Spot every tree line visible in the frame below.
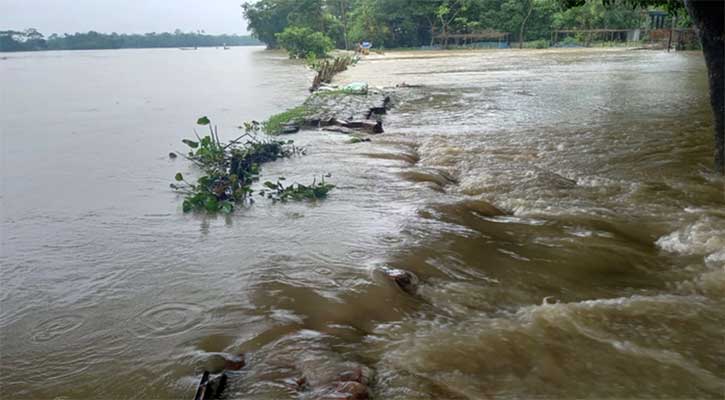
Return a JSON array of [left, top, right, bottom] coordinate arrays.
[[0, 29, 261, 52], [242, 0, 678, 52]]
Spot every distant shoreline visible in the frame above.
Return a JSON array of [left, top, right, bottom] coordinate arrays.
[[0, 44, 265, 53], [0, 30, 262, 52]]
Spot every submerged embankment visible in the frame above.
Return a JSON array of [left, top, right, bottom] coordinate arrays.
[[1, 47, 723, 399], [325, 48, 725, 399]]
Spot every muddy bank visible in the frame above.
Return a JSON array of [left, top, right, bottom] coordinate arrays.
[[299, 88, 391, 135], [266, 87, 394, 136]]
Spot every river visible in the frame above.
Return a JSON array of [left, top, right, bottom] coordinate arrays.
[[1, 47, 723, 399]]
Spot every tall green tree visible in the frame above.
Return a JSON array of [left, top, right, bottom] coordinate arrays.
[[243, 0, 297, 48], [435, 0, 472, 48], [518, 0, 535, 48], [348, 0, 391, 46], [330, 0, 352, 49], [276, 26, 334, 57], [554, 1, 643, 31]]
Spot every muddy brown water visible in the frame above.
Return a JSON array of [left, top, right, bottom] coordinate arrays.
[[1, 48, 723, 399]]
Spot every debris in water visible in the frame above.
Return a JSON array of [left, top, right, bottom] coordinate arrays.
[[281, 123, 300, 134], [379, 266, 419, 295], [337, 366, 372, 386], [223, 353, 245, 371], [194, 371, 228, 400]]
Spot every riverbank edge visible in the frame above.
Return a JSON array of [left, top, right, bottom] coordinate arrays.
[[263, 47, 637, 137], [263, 52, 391, 137]]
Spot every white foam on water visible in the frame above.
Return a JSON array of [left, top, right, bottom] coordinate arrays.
[[705, 249, 725, 267], [656, 216, 725, 258], [514, 293, 707, 324], [653, 213, 725, 298]]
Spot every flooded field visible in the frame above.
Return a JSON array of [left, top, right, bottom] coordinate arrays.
[[1, 48, 723, 399]]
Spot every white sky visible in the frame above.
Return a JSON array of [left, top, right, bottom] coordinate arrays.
[[0, 0, 250, 35]]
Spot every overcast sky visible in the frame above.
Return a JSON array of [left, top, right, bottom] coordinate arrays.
[[0, 0, 250, 35]]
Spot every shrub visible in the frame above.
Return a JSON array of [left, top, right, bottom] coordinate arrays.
[[557, 36, 582, 48], [276, 26, 333, 59], [525, 39, 549, 49]]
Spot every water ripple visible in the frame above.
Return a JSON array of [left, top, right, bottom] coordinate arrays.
[[129, 303, 206, 339], [30, 315, 84, 343]]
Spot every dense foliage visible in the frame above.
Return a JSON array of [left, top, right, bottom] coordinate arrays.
[[276, 26, 334, 58], [0, 29, 260, 52], [243, 0, 666, 50]]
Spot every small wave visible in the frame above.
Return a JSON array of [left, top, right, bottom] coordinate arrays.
[[515, 295, 722, 389], [675, 264, 725, 298], [515, 293, 708, 323], [705, 250, 725, 266], [377, 293, 722, 399]]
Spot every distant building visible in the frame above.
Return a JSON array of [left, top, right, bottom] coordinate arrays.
[[648, 11, 669, 29]]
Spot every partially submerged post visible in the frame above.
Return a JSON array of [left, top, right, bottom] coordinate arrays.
[[666, 15, 677, 52], [194, 371, 228, 400]]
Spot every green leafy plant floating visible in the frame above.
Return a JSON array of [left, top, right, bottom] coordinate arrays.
[[171, 116, 315, 213], [259, 175, 336, 203]]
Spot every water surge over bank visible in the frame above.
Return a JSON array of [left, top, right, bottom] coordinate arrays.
[[1, 48, 723, 399]]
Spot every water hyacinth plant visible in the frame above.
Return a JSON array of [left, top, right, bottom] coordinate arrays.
[[171, 117, 333, 213], [259, 175, 335, 203]]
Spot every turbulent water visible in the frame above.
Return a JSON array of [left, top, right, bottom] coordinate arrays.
[[1, 48, 723, 399]]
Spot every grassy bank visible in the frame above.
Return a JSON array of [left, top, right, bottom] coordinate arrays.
[[263, 54, 359, 134], [264, 105, 311, 135]]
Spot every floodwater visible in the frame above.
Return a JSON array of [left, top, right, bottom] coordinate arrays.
[[1, 47, 723, 399]]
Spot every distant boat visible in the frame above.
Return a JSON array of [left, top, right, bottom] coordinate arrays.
[[223, 43, 230, 50]]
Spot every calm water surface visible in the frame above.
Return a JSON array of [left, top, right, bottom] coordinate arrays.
[[1, 47, 723, 399]]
